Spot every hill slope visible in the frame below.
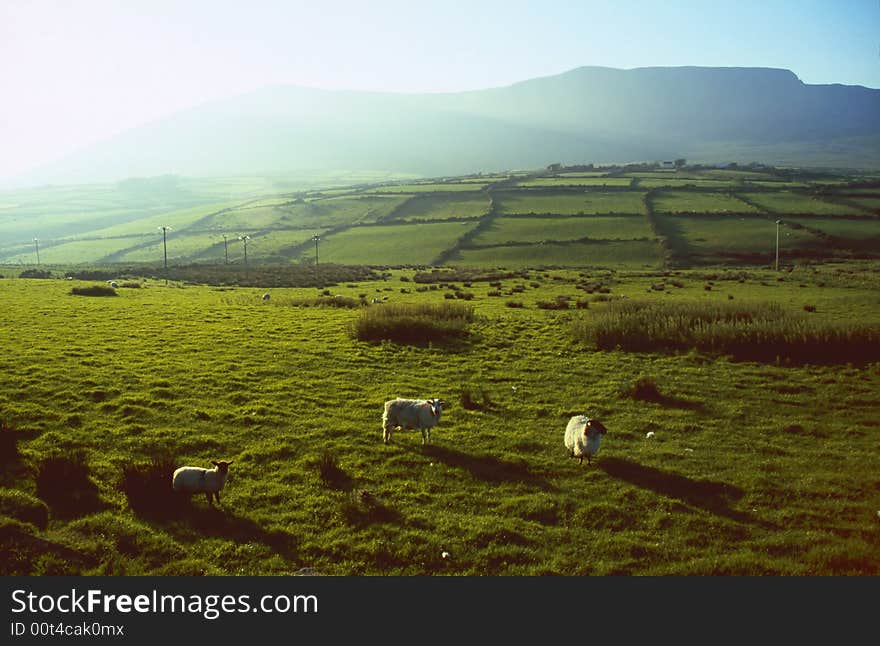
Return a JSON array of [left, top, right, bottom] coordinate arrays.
[[23, 66, 880, 184]]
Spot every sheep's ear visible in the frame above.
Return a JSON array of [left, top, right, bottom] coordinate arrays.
[[211, 461, 219, 466]]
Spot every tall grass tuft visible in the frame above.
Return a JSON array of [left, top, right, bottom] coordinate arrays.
[[573, 299, 880, 364], [36, 451, 105, 517], [350, 302, 474, 345], [71, 285, 117, 297]]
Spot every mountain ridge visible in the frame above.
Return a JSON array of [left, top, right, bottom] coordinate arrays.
[[16, 65, 880, 185]]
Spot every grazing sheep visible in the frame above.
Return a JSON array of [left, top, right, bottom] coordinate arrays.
[[107, 280, 118, 288], [564, 416, 608, 466], [261, 293, 270, 301], [172, 460, 233, 505], [382, 398, 447, 444]]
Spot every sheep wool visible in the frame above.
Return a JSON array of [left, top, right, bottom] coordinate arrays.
[[565, 416, 608, 466], [382, 398, 446, 444], [172, 460, 233, 505]]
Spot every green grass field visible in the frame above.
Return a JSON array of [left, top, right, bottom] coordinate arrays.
[[496, 191, 644, 215], [3, 166, 877, 269], [515, 178, 634, 188], [653, 192, 758, 214], [311, 221, 474, 265], [391, 193, 491, 221], [1, 265, 878, 575], [659, 215, 822, 260], [451, 240, 664, 268], [745, 192, 865, 216], [470, 216, 652, 245]]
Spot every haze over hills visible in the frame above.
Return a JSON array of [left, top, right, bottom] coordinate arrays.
[[18, 66, 880, 185]]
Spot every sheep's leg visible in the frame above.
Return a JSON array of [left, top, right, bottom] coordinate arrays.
[[578, 456, 583, 465], [205, 492, 213, 505]]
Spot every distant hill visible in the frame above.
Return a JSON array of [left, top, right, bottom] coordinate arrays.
[[21, 66, 880, 184]]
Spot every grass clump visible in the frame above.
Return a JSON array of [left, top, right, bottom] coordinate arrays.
[[350, 302, 474, 345], [573, 299, 880, 363], [36, 451, 105, 518], [283, 295, 363, 308], [120, 452, 185, 517], [0, 489, 50, 529], [71, 285, 117, 297]]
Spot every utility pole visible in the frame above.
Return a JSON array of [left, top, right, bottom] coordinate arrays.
[[33, 238, 39, 265], [312, 235, 321, 266], [239, 235, 250, 278], [222, 234, 229, 264], [775, 220, 782, 271], [158, 226, 172, 284]]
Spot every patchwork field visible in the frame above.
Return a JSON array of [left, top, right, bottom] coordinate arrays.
[[450, 240, 664, 268], [0, 164, 877, 270], [1, 264, 878, 576], [470, 216, 652, 245], [313, 221, 474, 265]]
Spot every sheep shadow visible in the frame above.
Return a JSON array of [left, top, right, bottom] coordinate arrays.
[[159, 503, 298, 560], [419, 444, 555, 491], [598, 457, 766, 526]]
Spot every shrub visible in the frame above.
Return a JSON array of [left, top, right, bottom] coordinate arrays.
[[575, 299, 590, 309], [505, 301, 525, 308], [20, 269, 51, 278], [350, 302, 474, 345], [536, 298, 569, 310], [282, 296, 362, 309], [804, 304, 817, 313], [71, 285, 117, 297]]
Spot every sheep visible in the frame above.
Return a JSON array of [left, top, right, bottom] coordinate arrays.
[[172, 460, 233, 505], [261, 293, 270, 301], [107, 280, 118, 288], [382, 398, 447, 445], [564, 416, 608, 466]]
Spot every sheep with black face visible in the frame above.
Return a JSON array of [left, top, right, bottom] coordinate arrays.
[[564, 416, 608, 466], [172, 460, 233, 505]]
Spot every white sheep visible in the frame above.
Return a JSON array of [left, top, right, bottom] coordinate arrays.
[[382, 398, 447, 444], [564, 416, 608, 466], [172, 460, 233, 505], [108, 281, 118, 288], [261, 293, 270, 301]]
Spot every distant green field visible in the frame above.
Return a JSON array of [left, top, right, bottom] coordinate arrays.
[[848, 197, 880, 213], [745, 192, 865, 215], [392, 193, 490, 221], [515, 177, 633, 187], [366, 183, 488, 193], [654, 191, 757, 214], [1, 166, 877, 270], [496, 191, 644, 215], [315, 221, 474, 265], [471, 216, 652, 245], [661, 215, 821, 258], [638, 179, 744, 189], [452, 239, 663, 268], [786, 218, 880, 241]]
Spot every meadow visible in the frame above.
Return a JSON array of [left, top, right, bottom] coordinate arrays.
[[1, 263, 879, 576], [1, 163, 879, 576]]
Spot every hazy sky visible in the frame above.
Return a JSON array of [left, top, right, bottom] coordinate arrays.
[[1, 0, 878, 181]]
